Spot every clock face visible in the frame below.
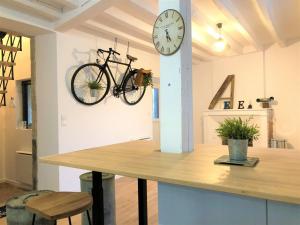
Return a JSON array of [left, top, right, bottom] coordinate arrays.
[[152, 9, 185, 56]]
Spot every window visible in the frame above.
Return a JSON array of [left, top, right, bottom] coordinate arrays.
[[22, 80, 32, 128], [152, 88, 159, 119]]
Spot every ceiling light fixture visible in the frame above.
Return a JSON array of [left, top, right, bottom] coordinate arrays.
[[213, 23, 227, 52]]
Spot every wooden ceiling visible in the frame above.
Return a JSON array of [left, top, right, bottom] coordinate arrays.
[[1, 0, 300, 61]]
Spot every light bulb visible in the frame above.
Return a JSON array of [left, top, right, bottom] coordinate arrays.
[[213, 38, 226, 52]]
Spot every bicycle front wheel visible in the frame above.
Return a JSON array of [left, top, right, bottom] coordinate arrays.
[[123, 70, 146, 105], [71, 63, 110, 105]]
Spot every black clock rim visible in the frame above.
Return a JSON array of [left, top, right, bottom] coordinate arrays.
[[152, 9, 186, 56]]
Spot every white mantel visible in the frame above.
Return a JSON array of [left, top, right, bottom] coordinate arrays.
[[203, 109, 273, 147]]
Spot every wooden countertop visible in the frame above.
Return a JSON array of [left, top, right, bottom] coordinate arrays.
[[41, 141, 300, 204]]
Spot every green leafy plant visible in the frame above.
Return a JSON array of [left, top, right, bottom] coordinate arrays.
[[216, 117, 260, 141], [142, 73, 153, 87], [88, 80, 102, 90]]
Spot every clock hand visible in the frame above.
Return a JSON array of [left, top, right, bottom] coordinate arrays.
[[165, 29, 172, 42]]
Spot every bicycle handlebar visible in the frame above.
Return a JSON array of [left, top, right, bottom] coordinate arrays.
[[109, 48, 120, 56], [97, 48, 120, 56]]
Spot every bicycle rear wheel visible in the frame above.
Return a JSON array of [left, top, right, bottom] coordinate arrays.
[[71, 63, 110, 105], [123, 70, 146, 105]]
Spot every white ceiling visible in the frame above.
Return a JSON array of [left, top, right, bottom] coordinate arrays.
[[1, 0, 300, 61]]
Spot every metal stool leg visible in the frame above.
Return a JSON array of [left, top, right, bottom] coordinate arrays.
[[92, 171, 104, 225], [86, 210, 92, 225], [138, 179, 148, 225], [31, 214, 36, 225], [68, 216, 72, 225]]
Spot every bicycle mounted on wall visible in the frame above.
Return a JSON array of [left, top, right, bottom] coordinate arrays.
[[71, 48, 151, 105]]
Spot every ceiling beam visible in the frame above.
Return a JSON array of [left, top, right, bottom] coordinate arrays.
[[80, 20, 156, 54], [129, 0, 158, 15], [55, 0, 115, 31], [192, 55, 207, 63], [95, 13, 152, 43], [256, 0, 286, 47], [213, 0, 263, 50], [120, 0, 227, 59], [192, 40, 219, 57], [48, 0, 79, 11], [78, 22, 213, 62], [192, 6, 243, 54], [114, 0, 156, 26], [192, 46, 216, 61], [0, 4, 53, 36], [1, 0, 62, 21]]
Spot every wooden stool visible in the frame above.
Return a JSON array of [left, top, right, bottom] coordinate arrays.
[[25, 192, 92, 225]]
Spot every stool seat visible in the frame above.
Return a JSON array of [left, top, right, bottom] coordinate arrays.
[[26, 192, 92, 220]]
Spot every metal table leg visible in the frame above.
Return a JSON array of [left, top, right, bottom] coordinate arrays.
[[92, 171, 104, 225], [138, 178, 148, 225]]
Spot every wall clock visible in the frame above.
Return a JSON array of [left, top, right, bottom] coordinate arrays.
[[152, 9, 185, 56]]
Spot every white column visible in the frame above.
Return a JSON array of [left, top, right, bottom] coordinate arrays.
[[159, 0, 193, 153]]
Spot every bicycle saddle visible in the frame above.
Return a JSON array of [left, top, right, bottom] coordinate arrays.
[[127, 54, 138, 62]]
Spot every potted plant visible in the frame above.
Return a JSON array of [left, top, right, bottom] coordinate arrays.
[[88, 81, 102, 97], [142, 72, 153, 87], [216, 117, 259, 161]]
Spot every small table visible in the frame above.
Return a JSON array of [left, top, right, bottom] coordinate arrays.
[[40, 140, 300, 225]]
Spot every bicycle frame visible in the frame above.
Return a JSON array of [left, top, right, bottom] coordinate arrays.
[[99, 51, 133, 89]]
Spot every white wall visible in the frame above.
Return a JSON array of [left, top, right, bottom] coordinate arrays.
[[0, 37, 32, 184], [193, 42, 300, 149], [36, 30, 159, 191], [192, 62, 213, 145], [265, 43, 300, 149]]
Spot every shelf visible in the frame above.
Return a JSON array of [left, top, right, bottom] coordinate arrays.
[[16, 150, 32, 155], [203, 109, 273, 116]]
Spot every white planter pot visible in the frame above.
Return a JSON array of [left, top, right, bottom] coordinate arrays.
[[90, 89, 99, 98], [228, 139, 248, 161]]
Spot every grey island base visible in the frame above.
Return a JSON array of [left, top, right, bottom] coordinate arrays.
[[159, 183, 299, 225]]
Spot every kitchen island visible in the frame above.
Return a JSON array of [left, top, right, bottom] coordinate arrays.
[[41, 140, 300, 225]]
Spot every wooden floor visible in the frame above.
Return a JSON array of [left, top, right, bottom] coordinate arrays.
[[0, 177, 158, 225]]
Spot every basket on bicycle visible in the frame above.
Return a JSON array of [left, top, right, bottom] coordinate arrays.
[[134, 68, 152, 87]]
